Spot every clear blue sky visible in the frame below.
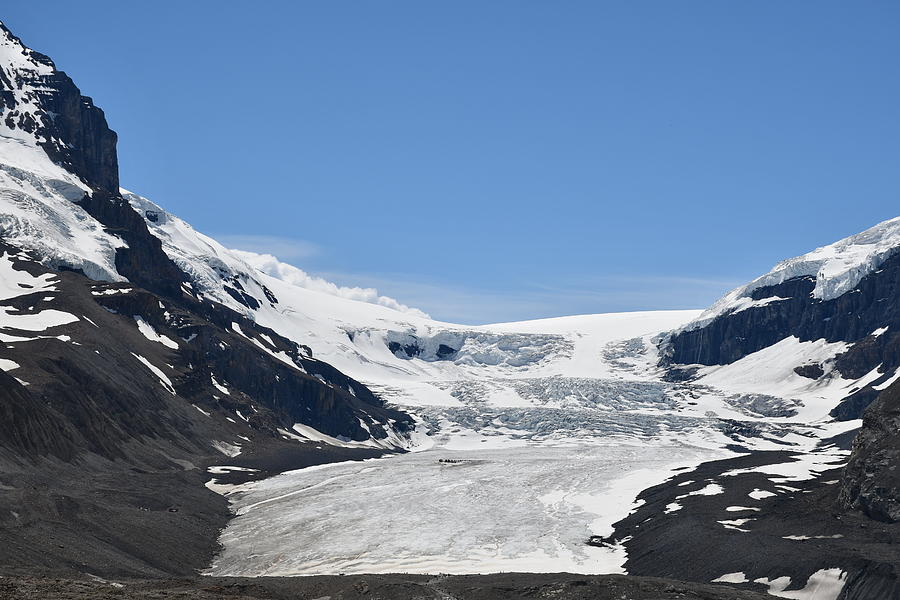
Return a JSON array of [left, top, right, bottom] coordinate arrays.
[[4, 2, 898, 323]]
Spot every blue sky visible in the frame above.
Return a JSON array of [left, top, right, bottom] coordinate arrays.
[[4, 2, 899, 323]]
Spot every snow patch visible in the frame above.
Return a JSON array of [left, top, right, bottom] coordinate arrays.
[[133, 315, 179, 349], [676, 482, 724, 499], [712, 572, 749, 584], [131, 353, 175, 395], [212, 441, 242, 457], [754, 568, 846, 600], [748, 488, 777, 500], [210, 376, 230, 395]]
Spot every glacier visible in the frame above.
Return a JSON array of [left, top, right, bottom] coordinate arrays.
[[199, 295, 862, 576], [206, 445, 720, 576], [114, 192, 874, 577], [0, 31, 884, 574]]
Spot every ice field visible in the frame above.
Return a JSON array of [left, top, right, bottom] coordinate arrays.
[[198, 255, 868, 577], [207, 444, 722, 576]]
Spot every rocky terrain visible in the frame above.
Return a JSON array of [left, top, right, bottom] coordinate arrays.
[[2, 14, 900, 600], [0, 573, 771, 600], [840, 379, 900, 523], [663, 226, 900, 422], [609, 434, 900, 599], [634, 214, 900, 597], [0, 19, 411, 577]]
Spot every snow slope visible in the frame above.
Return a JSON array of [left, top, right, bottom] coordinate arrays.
[[0, 120, 124, 281], [0, 26, 124, 281], [120, 188, 881, 453], [160, 210, 863, 578]]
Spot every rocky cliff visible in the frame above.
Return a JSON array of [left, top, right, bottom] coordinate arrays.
[[663, 226, 900, 421], [0, 20, 413, 576], [840, 379, 900, 522], [0, 23, 117, 193]]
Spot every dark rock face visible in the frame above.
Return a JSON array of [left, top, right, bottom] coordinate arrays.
[[831, 386, 882, 421], [750, 275, 816, 301], [388, 340, 422, 358], [224, 283, 262, 310], [611, 449, 900, 600], [794, 363, 824, 379], [0, 24, 118, 193], [77, 189, 188, 298], [666, 254, 900, 366], [840, 380, 900, 522], [387, 338, 458, 361], [664, 251, 900, 419], [33, 73, 119, 193], [0, 21, 418, 577]]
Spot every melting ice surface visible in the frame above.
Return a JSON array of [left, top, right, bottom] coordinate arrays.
[[204, 306, 863, 578], [208, 444, 719, 576]]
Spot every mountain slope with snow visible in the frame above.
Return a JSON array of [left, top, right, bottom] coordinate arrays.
[[664, 216, 900, 423], [683, 217, 900, 332], [0, 20, 420, 576], [0, 18, 413, 450], [3, 15, 900, 599]]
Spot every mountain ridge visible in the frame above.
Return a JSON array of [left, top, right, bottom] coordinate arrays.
[[2, 16, 900, 600], [0, 19, 417, 576]]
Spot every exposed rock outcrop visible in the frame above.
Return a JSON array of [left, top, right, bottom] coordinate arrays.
[[0, 23, 118, 193], [665, 252, 900, 367], [840, 379, 900, 522], [0, 20, 415, 577]]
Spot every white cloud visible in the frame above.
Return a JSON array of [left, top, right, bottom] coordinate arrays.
[[214, 234, 320, 261], [231, 250, 431, 318], [311, 272, 740, 325], [218, 237, 739, 324]]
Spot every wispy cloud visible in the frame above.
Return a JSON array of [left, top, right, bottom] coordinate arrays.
[[520, 274, 744, 306], [233, 251, 430, 318], [311, 271, 741, 325], [213, 235, 743, 324], [214, 234, 320, 261]]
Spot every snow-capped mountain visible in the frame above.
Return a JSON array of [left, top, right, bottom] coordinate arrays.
[[0, 19, 415, 448], [3, 16, 900, 598], [0, 21, 425, 574], [684, 217, 900, 331], [663, 218, 900, 422], [661, 216, 900, 532], [0, 20, 718, 576]]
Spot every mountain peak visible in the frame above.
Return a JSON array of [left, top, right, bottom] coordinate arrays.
[[0, 20, 118, 193]]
